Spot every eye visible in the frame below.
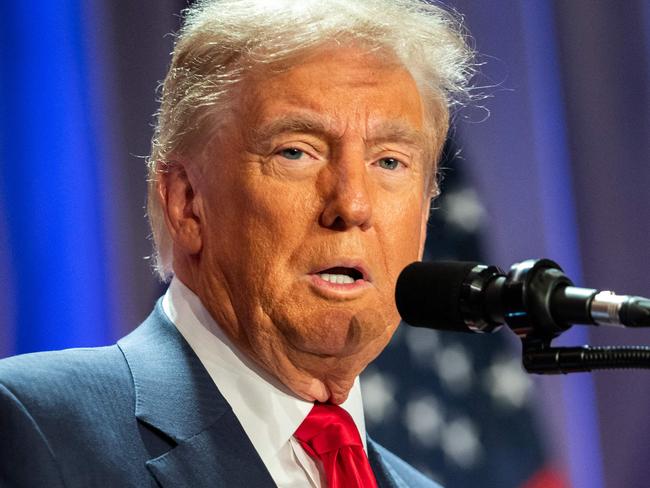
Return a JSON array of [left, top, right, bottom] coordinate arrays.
[[377, 157, 401, 170], [278, 148, 305, 160]]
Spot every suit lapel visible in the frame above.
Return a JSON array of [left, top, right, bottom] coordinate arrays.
[[368, 437, 406, 488], [145, 413, 275, 487], [118, 302, 276, 488]]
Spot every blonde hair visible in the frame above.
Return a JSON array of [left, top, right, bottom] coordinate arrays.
[[148, 0, 476, 280]]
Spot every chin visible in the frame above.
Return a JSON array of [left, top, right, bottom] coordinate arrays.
[[287, 307, 395, 359]]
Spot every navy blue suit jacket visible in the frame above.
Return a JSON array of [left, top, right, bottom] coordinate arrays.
[[0, 302, 440, 487]]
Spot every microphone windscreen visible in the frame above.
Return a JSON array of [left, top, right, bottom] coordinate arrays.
[[395, 261, 479, 331]]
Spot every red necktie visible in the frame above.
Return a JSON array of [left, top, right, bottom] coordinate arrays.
[[294, 403, 378, 488]]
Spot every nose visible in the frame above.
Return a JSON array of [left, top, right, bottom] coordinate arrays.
[[319, 156, 373, 231]]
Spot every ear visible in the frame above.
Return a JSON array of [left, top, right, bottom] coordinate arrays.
[[157, 162, 203, 255]]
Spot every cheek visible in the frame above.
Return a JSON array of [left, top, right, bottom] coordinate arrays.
[[209, 174, 319, 285], [380, 196, 428, 261], [246, 178, 318, 246], [373, 197, 428, 314], [199, 177, 313, 331]]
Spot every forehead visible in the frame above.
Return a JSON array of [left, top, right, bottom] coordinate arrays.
[[233, 45, 428, 141]]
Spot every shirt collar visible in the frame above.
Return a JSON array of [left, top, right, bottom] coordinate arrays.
[[161, 277, 368, 462]]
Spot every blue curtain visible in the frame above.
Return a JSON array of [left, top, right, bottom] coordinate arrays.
[[0, 1, 112, 354]]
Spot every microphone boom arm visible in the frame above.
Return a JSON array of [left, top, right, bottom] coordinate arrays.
[[522, 341, 650, 374]]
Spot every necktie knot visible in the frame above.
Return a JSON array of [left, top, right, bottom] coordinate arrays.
[[295, 403, 363, 455], [294, 403, 377, 488]]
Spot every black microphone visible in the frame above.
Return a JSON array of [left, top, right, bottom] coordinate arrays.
[[396, 259, 650, 340]]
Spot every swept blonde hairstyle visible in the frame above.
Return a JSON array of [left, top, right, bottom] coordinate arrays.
[[148, 0, 476, 280]]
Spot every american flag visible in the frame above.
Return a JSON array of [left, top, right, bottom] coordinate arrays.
[[362, 139, 568, 488]]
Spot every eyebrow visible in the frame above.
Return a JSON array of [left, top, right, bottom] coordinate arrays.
[[249, 113, 428, 152], [249, 114, 330, 150], [367, 121, 428, 150]]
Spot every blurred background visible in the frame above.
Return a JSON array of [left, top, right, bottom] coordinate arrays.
[[1, 1, 649, 487]]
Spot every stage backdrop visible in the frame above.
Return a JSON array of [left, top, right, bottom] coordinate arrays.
[[1, 1, 649, 487]]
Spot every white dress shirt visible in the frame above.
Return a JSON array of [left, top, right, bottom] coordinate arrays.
[[162, 277, 368, 488]]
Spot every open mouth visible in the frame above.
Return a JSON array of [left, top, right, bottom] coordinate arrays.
[[315, 266, 365, 285]]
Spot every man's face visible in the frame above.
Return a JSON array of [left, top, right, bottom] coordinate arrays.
[[191, 45, 435, 392]]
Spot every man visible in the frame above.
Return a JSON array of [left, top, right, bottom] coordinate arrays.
[[0, 1, 474, 486]]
